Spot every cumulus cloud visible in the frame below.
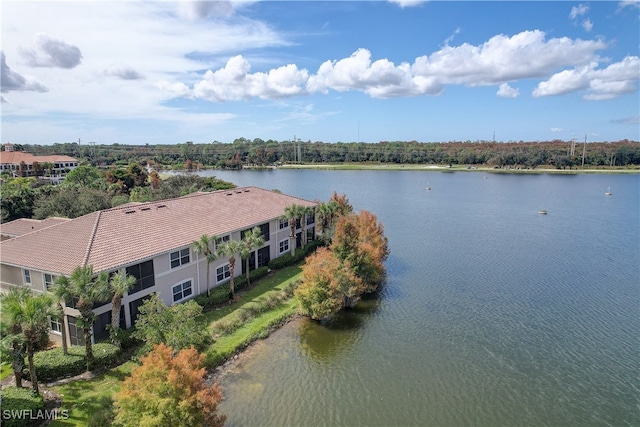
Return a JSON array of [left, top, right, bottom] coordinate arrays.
[[20, 34, 82, 68], [104, 64, 144, 80], [533, 56, 639, 100], [1, 52, 47, 93], [192, 55, 309, 101], [497, 83, 519, 98], [156, 81, 192, 98], [174, 30, 616, 101], [551, 127, 567, 133]]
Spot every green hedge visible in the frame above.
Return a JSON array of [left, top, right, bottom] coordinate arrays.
[[268, 240, 323, 270], [194, 266, 270, 309], [33, 343, 121, 382], [0, 386, 45, 427]]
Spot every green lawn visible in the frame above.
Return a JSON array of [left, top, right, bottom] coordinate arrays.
[[49, 264, 304, 426], [1, 362, 12, 380]]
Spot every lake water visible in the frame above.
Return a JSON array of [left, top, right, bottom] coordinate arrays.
[[199, 169, 639, 426]]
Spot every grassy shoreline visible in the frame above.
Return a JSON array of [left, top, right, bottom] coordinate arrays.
[[276, 163, 639, 174]]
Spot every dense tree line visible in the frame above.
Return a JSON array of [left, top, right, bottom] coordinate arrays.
[[13, 138, 640, 170], [1, 165, 235, 222]]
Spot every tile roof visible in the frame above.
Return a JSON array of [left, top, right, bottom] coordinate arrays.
[[0, 151, 78, 165], [0, 217, 71, 238], [0, 187, 316, 275]]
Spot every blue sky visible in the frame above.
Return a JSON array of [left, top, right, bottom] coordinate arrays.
[[2, 1, 639, 145]]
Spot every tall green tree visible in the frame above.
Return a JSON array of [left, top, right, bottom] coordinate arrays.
[[55, 265, 110, 370], [192, 234, 218, 297], [1, 288, 54, 395], [108, 271, 136, 348], [0, 288, 29, 388], [216, 240, 244, 299], [240, 227, 265, 285]]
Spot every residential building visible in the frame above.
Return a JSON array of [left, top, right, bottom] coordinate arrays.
[[0, 144, 78, 180], [0, 187, 316, 346]]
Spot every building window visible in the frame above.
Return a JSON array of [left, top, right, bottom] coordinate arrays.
[[172, 280, 193, 303], [279, 218, 289, 229], [279, 239, 289, 254], [170, 248, 190, 269], [44, 273, 57, 291], [215, 235, 230, 246], [126, 260, 155, 295], [50, 317, 62, 334], [24, 269, 31, 284], [216, 264, 230, 283]]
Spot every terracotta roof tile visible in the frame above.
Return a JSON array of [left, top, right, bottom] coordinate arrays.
[[0, 217, 71, 238], [0, 187, 315, 275]]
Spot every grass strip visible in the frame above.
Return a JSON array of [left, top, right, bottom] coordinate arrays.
[[50, 362, 135, 427]]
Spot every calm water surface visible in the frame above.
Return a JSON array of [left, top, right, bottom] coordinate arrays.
[[201, 170, 639, 427]]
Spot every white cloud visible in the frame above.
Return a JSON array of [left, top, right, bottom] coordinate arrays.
[[156, 81, 193, 98], [551, 127, 567, 133], [19, 34, 82, 69], [533, 56, 639, 100], [570, 4, 589, 19], [192, 55, 309, 101], [497, 83, 519, 98]]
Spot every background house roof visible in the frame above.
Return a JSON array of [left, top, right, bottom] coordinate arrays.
[[0, 187, 316, 275], [0, 151, 78, 165], [0, 217, 71, 239]]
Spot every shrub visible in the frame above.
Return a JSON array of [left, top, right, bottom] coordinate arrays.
[[34, 343, 121, 382], [0, 386, 45, 427], [195, 267, 270, 309]]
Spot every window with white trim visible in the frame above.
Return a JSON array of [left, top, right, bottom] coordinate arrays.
[[24, 269, 31, 284], [216, 264, 230, 283], [172, 280, 193, 303], [44, 273, 57, 291], [170, 248, 190, 269], [279, 218, 289, 229], [50, 317, 62, 334], [279, 239, 289, 254]]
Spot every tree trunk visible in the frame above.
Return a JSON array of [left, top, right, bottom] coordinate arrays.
[[290, 222, 296, 252], [59, 304, 68, 355], [229, 259, 236, 299], [12, 342, 25, 388], [111, 295, 122, 348], [26, 342, 39, 395], [206, 264, 211, 297], [245, 257, 251, 285], [84, 327, 93, 371]]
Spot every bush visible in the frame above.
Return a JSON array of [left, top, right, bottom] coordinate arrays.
[[0, 386, 45, 427], [33, 343, 121, 382], [268, 241, 323, 270]]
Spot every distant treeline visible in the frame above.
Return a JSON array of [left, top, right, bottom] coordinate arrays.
[[13, 138, 640, 169]]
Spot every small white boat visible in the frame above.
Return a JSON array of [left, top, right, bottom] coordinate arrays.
[[539, 210, 548, 215], [605, 187, 612, 196]]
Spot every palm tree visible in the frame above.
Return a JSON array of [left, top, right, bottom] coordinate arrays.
[[109, 271, 136, 348], [282, 204, 308, 253], [316, 200, 339, 239], [50, 276, 73, 355], [2, 288, 54, 395], [216, 240, 244, 300], [192, 234, 218, 297], [58, 265, 110, 371], [0, 288, 29, 388], [240, 227, 266, 286]]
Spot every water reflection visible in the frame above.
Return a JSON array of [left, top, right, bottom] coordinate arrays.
[[298, 297, 381, 362]]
